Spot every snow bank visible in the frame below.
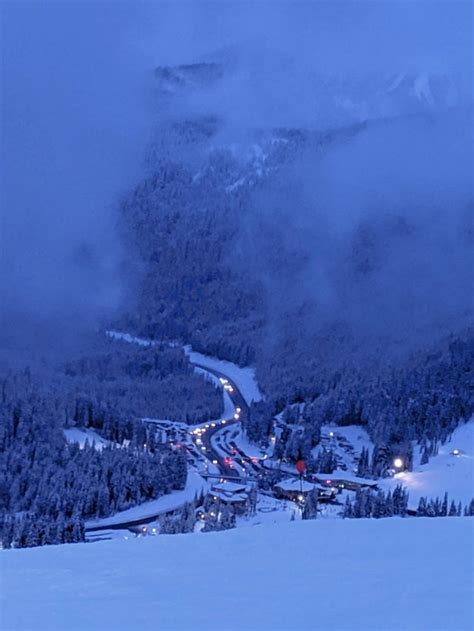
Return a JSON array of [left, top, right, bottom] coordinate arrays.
[[193, 366, 235, 418], [233, 428, 268, 458], [85, 470, 208, 529], [380, 420, 474, 508], [2, 518, 472, 630], [185, 346, 262, 405]]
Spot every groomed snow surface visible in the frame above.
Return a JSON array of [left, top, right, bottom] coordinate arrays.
[[1, 518, 472, 631], [381, 420, 474, 508]]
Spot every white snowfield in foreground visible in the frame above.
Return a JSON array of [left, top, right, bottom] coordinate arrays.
[[381, 420, 474, 508], [2, 518, 472, 631]]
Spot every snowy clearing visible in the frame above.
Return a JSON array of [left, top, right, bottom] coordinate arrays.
[[184, 345, 262, 405], [323, 424, 373, 453], [380, 420, 474, 508], [85, 470, 208, 529], [2, 518, 472, 631], [63, 428, 108, 450]]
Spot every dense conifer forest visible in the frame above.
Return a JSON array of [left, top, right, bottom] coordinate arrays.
[[118, 109, 474, 463], [0, 337, 222, 547]]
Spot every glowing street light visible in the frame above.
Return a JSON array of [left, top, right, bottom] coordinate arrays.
[[452, 448, 460, 456], [393, 457, 404, 469]]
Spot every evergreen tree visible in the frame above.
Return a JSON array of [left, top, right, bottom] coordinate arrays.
[[441, 492, 448, 517], [302, 489, 318, 520], [448, 500, 458, 516], [343, 495, 353, 519], [420, 446, 430, 465], [417, 496, 427, 517]]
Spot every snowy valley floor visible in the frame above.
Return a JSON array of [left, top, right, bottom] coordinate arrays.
[[1, 517, 472, 631]]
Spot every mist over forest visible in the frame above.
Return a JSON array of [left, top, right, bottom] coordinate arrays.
[[0, 1, 473, 555], [1, 2, 472, 355], [0, 2, 471, 372]]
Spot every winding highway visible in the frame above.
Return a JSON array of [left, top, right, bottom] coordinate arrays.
[[86, 362, 251, 533], [192, 363, 250, 478]]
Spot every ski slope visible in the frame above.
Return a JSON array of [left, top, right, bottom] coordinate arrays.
[[2, 518, 472, 631], [380, 420, 474, 509]]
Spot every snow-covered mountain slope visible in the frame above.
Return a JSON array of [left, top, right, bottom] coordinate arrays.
[[2, 518, 472, 631], [150, 61, 473, 197], [155, 61, 472, 124], [381, 420, 474, 508]]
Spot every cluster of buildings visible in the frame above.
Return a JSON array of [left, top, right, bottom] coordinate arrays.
[[273, 478, 337, 503], [273, 473, 379, 503], [207, 481, 253, 514]]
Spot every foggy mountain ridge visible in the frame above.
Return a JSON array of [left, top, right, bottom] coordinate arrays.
[[154, 59, 473, 127], [149, 58, 473, 204], [119, 46, 473, 444]]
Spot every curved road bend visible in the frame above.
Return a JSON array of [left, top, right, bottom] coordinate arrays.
[[86, 364, 250, 532], [191, 363, 250, 478]]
